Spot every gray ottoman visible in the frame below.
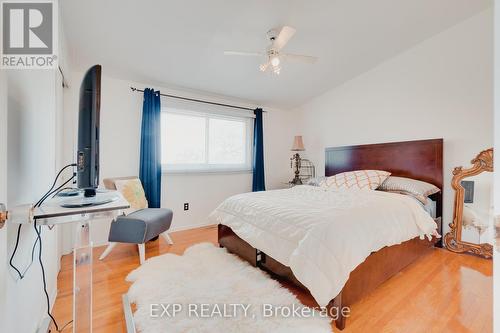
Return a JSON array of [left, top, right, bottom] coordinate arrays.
[[109, 208, 173, 244], [99, 208, 174, 264]]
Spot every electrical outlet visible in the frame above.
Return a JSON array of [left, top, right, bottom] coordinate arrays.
[[184, 203, 189, 211]]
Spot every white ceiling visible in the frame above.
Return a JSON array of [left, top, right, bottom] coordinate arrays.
[[61, 0, 491, 109]]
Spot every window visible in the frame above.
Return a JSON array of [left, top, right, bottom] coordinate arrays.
[[161, 109, 253, 172]]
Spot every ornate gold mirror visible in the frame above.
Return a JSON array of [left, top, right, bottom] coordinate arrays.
[[444, 148, 493, 259]]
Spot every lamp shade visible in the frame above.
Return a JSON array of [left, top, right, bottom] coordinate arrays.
[[291, 136, 305, 151]]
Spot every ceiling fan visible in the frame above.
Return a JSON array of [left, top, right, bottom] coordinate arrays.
[[224, 26, 318, 75]]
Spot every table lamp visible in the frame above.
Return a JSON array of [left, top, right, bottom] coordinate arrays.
[[290, 136, 305, 185]]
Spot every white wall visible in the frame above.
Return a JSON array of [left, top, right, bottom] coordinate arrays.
[[294, 9, 493, 235], [0, 68, 8, 333], [493, 1, 499, 332], [5, 69, 63, 333], [63, 73, 296, 246], [0, 2, 69, 331]]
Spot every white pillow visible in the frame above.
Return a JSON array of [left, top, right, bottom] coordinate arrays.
[[323, 170, 391, 190], [377, 176, 440, 204]]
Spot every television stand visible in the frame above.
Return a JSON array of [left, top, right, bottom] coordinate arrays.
[[60, 192, 117, 208], [30, 191, 130, 333]]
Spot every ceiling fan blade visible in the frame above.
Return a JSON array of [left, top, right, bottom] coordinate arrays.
[[272, 26, 296, 50], [224, 51, 263, 57], [282, 53, 318, 64], [259, 61, 270, 72]]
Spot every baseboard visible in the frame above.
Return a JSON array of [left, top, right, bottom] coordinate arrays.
[[50, 285, 58, 311], [36, 317, 51, 333], [35, 283, 59, 333], [92, 240, 109, 248], [92, 222, 217, 249], [169, 222, 216, 233]]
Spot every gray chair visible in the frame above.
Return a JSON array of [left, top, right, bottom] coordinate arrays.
[[99, 176, 174, 264]]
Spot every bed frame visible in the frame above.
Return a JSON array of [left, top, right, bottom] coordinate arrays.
[[218, 139, 443, 330]]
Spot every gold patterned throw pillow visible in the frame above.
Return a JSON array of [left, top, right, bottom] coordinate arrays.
[[324, 170, 391, 190], [114, 178, 148, 211]]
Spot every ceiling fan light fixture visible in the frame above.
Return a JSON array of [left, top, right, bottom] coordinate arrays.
[[271, 56, 280, 67], [224, 25, 317, 74]]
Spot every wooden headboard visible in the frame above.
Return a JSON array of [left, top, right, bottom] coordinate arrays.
[[325, 139, 443, 221]]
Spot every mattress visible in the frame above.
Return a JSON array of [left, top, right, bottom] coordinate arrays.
[[411, 196, 437, 218], [209, 185, 438, 307]]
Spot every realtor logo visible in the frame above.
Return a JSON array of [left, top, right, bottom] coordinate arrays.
[[1, 1, 58, 69]]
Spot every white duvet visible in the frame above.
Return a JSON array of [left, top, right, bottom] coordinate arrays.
[[209, 185, 438, 307]]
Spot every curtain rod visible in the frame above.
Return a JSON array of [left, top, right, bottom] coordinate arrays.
[[130, 87, 266, 112]]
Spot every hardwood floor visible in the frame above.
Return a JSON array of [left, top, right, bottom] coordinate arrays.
[[52, 225, 493, 332]]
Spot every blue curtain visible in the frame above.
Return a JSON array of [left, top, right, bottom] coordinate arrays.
[[252, 108, 265, 192], [139, 88, 162, 208]]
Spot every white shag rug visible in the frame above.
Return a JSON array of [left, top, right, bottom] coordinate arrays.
[[126, 243, 332, 333]]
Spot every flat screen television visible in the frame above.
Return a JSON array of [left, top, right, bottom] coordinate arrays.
[[77, 65, 101, 197], [60, 65, 117, 208]]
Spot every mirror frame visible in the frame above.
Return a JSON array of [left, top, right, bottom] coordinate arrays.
[[444, 148, 493, 259]]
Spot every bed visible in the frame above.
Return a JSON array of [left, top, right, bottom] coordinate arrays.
[[213, 139, 443, 329]]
